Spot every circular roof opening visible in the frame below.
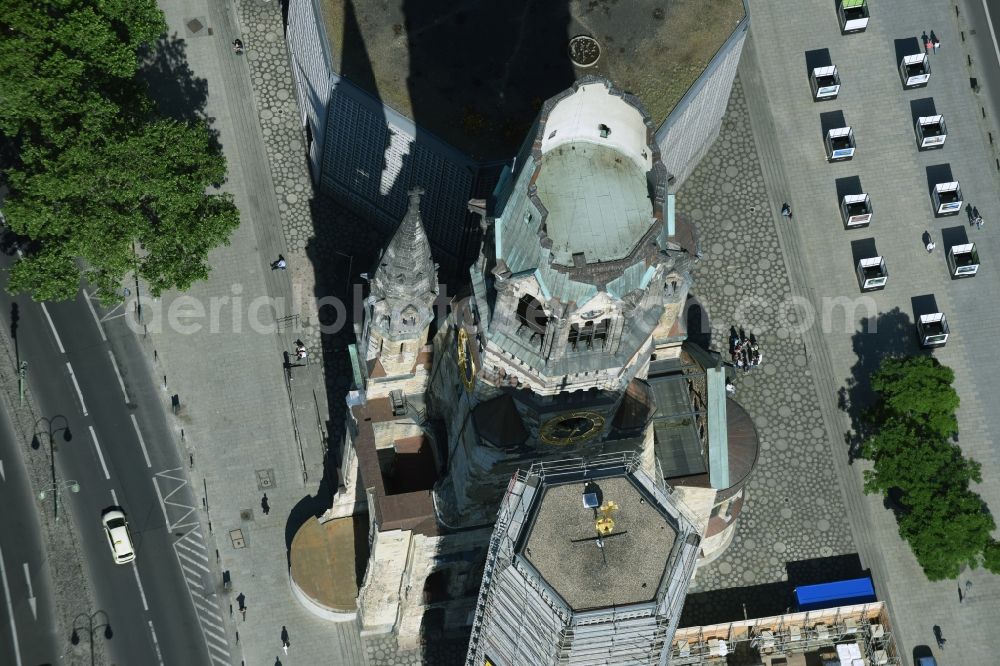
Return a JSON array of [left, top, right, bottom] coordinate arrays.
[[568, 35, 601, 68]]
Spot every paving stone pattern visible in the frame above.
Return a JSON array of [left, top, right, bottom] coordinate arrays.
[[741, 0, 1000, 662], [676, 77, 857, 612], [229, 2, 427, 665]]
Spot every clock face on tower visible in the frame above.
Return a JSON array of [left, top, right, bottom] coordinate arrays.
[[539, 411, 605, 446], [456, 327, 476, 393]]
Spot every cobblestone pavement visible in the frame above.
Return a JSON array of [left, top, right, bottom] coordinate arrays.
[[726, 0, 1000, 663], [676, 76, 858, 621]]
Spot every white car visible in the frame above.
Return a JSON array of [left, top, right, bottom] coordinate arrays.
[[101, 509, 135, 564]]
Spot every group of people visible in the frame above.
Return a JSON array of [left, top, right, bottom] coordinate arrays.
[[921, 31, 941, 54], [970, 206, 985, 230], [730, 331, 761, 374]]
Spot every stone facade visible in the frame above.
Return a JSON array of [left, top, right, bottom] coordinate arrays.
[[431, 79, 701, 527], [320, 77, 758, 656]]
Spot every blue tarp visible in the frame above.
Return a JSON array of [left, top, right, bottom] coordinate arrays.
[[794, 577, 876, 611]]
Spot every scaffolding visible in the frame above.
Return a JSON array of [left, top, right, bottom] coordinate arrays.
[[670, 602, 901, 665], [465, 454, 703, 666]]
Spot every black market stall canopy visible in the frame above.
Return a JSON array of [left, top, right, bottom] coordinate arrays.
[[841, 193, 872, 228], [899, 53, 931, 88], [826, 127, 856, 161], [917, 313, 949, 348], [811, 66, 841, 100], [838, 0, 870, 34], [916, 115, 947, 150], [856, 256, 887, 291], [932, 181, 962, 216], [947, 243, 980, 278]]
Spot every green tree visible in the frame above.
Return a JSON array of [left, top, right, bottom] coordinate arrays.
[[0, 0, 239, 303], [983, 540, 1000, 574], [867, 355, 959, 438], [898, 487, 995, 581], [4, 120, 238, 301], [861, 354, 996, 581], [0, 0, 163, 150], [862, 423, 981, 506]]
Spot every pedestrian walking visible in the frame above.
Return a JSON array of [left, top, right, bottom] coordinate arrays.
[[922, 31, 930, 53], [972, 206, 984, 229], [931, 30, 940, 52], [261, 493, 270, 515], [781, 202, 792, 219], [281, 626, 290, 654], [294, 339, 307, 360], [926, 241, 936, 253], [271, 254, 287, 270]]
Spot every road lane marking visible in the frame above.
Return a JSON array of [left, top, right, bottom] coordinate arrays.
[[150, 470, 232, 662], [177, 555, 210, 574], [0, 459, 5, 481], [88, 426, 110, 480], [147, 620, 165, 666], [180, 564, 206, 586], [131, 562, 149, 611], [174, 539, 208, 561], [178, 553, 210, 573], [192, 599, 223, 622], [110, 488, 118, 506], [130, 415, 151, 468], [21, 563, 36, 621], [107, 350, 128, 403], [40, 303, 65, 354], [152, 469, 198, 529], [984, 0, 1000, 69], [0, 544, 24, 666], [83, 290, 107, 342], [67, 362, 88, 416], [150, 475, 171, 528], [199, 620, 228, 641]]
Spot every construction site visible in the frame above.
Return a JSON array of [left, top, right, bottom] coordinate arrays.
[[671, 602, 901, 665]]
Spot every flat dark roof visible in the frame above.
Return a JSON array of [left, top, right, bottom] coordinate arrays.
[[521, 475, 676, 611], [320, 0, 745, 160]]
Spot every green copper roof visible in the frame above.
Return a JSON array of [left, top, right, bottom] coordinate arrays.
[[535, 143, 654, 267]]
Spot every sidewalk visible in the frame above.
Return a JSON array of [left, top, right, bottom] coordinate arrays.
[[143, 0, 365, 664], [729, 0, 1000, 662]]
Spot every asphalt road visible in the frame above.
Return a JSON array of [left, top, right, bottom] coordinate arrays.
[[963, 0, 1000, 143], [0, 259, 225, 665], [0, 397, 60, 666]]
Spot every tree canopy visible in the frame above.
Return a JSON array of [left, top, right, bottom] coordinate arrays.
[[0, 0, 239, 302], [861, 355, 998, 580]]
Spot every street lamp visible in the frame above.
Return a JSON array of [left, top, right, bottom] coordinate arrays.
[[71, 610, 112, 666], [38, 479, 80, 522], [32, 415, 71, 452], [33, 416, 72, 521], [18, 361, 27, 405]]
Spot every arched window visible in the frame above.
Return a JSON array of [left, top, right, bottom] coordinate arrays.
[[516, 295, 549, 334]]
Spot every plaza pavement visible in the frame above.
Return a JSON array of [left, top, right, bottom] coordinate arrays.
[[676, 73, 859, 620], [718, 0, 1000, 663], [141, 0, 365, 664]]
